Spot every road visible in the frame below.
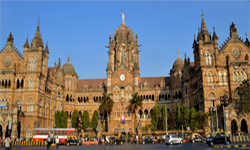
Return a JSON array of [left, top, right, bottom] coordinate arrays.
[[7, 143, 250, 150]]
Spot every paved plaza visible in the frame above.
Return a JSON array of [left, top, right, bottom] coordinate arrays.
[[6, 143, 250, 150]]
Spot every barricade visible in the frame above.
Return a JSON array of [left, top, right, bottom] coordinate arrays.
[[232, 136, 250, 143]]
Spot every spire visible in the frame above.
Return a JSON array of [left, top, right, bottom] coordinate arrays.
[[44, 40, 49, 53], [230, 22, 237, 37], [193, 34, 197, 48], [212, 26, 218, 40], [136, 31, 138, 43], [7, 32, 14, 43], [68, 55, 70, 62], [245, 32, 250, 47], [201, 14, 208, 34], [23, 34, 29, 48], [31, 20, 44, 48], [178, 50, 180, 58]]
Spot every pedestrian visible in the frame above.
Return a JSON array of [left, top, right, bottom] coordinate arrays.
[[136, 135, 138, 144], [55, 136, 59, 149], [47, 135, 51, 149], [5, 136, 11, 150]]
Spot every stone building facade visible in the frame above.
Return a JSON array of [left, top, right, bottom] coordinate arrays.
[[0, 14, 249, 138]]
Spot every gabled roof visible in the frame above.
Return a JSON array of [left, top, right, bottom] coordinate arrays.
[[77, 78, 106, 90], [139, 76, 171, 88]]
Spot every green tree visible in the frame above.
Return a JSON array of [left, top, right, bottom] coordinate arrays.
[[162, 105, 168, 131], [82, 110, 90, 130], [60, 111, 68, 128], [91, 111, 98, 132], [195, 110, 209, 130], [182, 104, 189, 130], [236, 79, 250, 114], [189, 107, 198, 132], [127, 92, 143, 130], [72, 109, 79, 128], [98, 92, 114, 132], [55, 110, 61, 128], [175, 104, 181, 129], [151, 105, 161, 130], [168, 111, 176, 130]]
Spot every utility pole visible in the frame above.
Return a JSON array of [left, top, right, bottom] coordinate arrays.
[[165, 105, 168, 135], [215, 107, 218, 131], [210, 101, 214, 133], [223, 105, 227, 144]]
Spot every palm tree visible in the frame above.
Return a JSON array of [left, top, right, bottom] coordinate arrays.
[[127, 92, 143, 130], [98, 92, 114, 132]]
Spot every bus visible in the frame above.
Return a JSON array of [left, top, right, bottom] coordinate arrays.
[[32, 128, 76, 144]]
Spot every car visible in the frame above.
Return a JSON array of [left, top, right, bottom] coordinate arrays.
[[206, 131, 230, 146], [190, 133, 206, 143], [66, 136, 81, 146], [234, 131, 247, 136], [110, 137, 125, 145], [158, 137, 165, 144], [165, 134, 184, 145], [142, 136, 155, 144]]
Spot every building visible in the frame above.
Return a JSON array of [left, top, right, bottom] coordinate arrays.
[[0, 14, 249, 139]]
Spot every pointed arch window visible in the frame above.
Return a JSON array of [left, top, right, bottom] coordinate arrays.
[[219, 72, 222, 82], [237, 72, 240, 81], [205, 50, 213, 65], [69, 79, 71, 88], [233, 72, 236, 81], [223, 72, 227, 82], [240, 72, 244, 81], [244, 71, 247, 80]]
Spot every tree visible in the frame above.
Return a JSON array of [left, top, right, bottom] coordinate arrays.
[[162, 105, 168, 131], [72, 109, 79, 128], [181, 104, 189, 130], [195, 110, 209, 130], [175, 104, 181, 129], [236, 79, 250, 114], [55, 110, 61, 128], [82, 111, 90, 130], [60, 111, 68, 128], [98, 92, 114, 132], [189, 107, 198, 132], [168, 111, 176, 130], [127, 92, 143, 130], [151, 105, 161, 131], [91, 111, 98, 132]]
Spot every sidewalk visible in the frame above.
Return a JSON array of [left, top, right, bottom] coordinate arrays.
[[213, 143, 250, 148]]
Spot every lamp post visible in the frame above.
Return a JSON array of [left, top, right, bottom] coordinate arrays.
[[165, 105, 168, 135]]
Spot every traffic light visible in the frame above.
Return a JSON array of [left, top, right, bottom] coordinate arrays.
[[220, 96, 224, 106]]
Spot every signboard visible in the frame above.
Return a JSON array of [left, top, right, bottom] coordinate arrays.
[[121, 115, 125, 124], [0, 103, 6, 108]]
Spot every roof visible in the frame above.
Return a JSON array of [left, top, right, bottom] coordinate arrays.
[[139, 76, 171, 88], [77, 78, 107, 90], [48, 67, 55, 76]]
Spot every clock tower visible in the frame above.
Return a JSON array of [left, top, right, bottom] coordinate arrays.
[[106, 13, 141, 131]]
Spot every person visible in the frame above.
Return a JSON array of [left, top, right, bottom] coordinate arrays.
[[98, 137, 102, 145], [5, 136, 11, 150], [47, 135, 51, 149], [55, 136, 59, 149], [136, 135, 138, 144]]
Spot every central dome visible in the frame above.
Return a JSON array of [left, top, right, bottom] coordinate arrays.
[[113, 23, 135, 42]]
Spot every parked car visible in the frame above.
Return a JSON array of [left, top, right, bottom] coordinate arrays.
[[191, 133, 206, 143], [142, 136, 155, 144], [110, 137, 124, 145], [206, 131, 230, 146], [165, 134, 184, 145], [158, 137, 165, 144], [66, 136, 81, 146]]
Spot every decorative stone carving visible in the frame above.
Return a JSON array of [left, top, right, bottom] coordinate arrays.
[[232, 47, 241, 58], [4, 55, 12, 67]]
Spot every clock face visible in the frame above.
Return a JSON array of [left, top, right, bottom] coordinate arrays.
[[120, 74, 125, 81]]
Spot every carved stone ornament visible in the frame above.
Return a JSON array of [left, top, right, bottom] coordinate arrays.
[[232, 47, 241, 59], [4, 55, 12, 67]]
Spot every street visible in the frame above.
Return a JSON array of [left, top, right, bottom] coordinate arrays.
[[7, 143, 250, 150]]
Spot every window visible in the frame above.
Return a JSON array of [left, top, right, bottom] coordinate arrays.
[[233, 73, 236, 81], [205, 51, 213, 65], [244, 72, 247, 80], [219, 72, 222, 82], [240, 73, 243, 81], [223, 72, 227, 82]]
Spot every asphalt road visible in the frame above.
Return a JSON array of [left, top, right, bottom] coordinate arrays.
[[6, 143, 250, 150]]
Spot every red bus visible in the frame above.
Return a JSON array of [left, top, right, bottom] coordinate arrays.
[[32, 128, 76, 144]]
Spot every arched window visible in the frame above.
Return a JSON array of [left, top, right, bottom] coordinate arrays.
[[17, 79, 20, 89], [240, 72, 244, 81], [205, 50, 213, 65], [237, 72, 240, 81], [219, 72, 222, 82], [244, 71, 247, 80], [69, 79, 71, 88], [223, 72, 227, 82], [65, 78, 67, 89], [233, 72, 236, 81]]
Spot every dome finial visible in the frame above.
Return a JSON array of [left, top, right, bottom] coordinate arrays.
[[68, 54, 69, 62], [121, 11, 125, 24], [246, 32, 248, 38], [178, 50, 180, 58]]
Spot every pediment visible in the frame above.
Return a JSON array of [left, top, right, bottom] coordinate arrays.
[[0, 45, 24, 62]]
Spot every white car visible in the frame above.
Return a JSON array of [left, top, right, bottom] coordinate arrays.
[[165, 134, 184, 145]]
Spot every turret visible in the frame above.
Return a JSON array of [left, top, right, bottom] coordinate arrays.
[[230, 22, 238, 38]]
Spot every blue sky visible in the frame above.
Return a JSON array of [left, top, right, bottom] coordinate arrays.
[[1, 1, 249, 79]]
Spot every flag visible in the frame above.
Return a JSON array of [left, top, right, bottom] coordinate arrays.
[[122, 43, 125, 47]]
